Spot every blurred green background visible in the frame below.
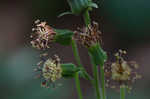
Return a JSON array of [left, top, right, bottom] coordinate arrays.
[[0, 0, 150, 99]]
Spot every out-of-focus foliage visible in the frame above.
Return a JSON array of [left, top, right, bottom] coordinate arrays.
[[103, 0, 150, 39]]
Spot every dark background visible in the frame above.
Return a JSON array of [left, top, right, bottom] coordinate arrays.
[[0, 0, 150, 99]]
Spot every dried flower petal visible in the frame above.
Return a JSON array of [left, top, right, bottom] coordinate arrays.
[[104, 49, 141, 91], [30, 20, 56, 50], [34, 55, 62, 88], [42, 58, 62, 82], [74, 21, 102, 48]]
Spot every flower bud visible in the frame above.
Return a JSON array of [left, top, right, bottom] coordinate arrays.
[[61, 63, 79, 78], [88, 43, 107, 66], [59, 0, 98, 17], [54, 29, 74, 45]]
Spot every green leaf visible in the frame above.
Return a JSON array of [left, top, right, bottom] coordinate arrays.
[[54, 29, 74, 45], [61, 63, 79, 78], [88, 43, 107, 66]]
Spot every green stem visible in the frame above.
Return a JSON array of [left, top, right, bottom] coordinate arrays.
[[71, 40, 94, 99], [120, 85, 126, 99], [75, 72, 83, 99], [83, 9, 102, 99], [100, 66, 106, 99], [71, 40, 83, 99], [71, 40, 94, 84], [89, 54, 101, 99], [71, 40, 82, 67], [83, 10, 91, 26], [93, 65, 101, 99]]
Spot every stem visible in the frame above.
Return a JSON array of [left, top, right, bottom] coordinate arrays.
[[71, 40, 94, 99], [93, 65, 101, 99], [83, 10, 91, 26], [83, 9, 102, 99], [100, 66, 106, 99], [71, 40, 94, 84], [120, 85, 126, 99], [89, 54, 101, 99], [71, 40, 83, 99], [71, 40, 82, 67], [75, 72, 83, 99]]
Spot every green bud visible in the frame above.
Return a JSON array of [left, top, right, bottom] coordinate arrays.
[[59, 0, 98, 17], [54, 29, 74, 45], [68, 0, 89, 15], [88, 43, 107, 66], [61, 63, 79, 78]]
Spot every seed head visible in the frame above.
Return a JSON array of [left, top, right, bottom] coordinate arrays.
[[42, 57, 62, 82], [34, 55, 62, 88], [30, 20, 56, 50], [104, 49, 141, 91], [74, 21, 102, 48]]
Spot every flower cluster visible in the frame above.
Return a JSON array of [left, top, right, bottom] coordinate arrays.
[[74, 21, 102, 48], [34, 54, 62, 88], [104, 50, 141, 91], [30, 20, 56, 50]]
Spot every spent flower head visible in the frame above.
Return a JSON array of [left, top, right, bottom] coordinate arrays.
[[74, 21, 102, 48], [34, 54, 62, 88], [30, 20, 56, 50], [104, 49, 141, 91]]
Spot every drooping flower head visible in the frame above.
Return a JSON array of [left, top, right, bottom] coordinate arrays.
[[74, 21, 102, 48], [104, 50, 141, 91], [30, 20, 56, 50], [34, 54, 62, 88]]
